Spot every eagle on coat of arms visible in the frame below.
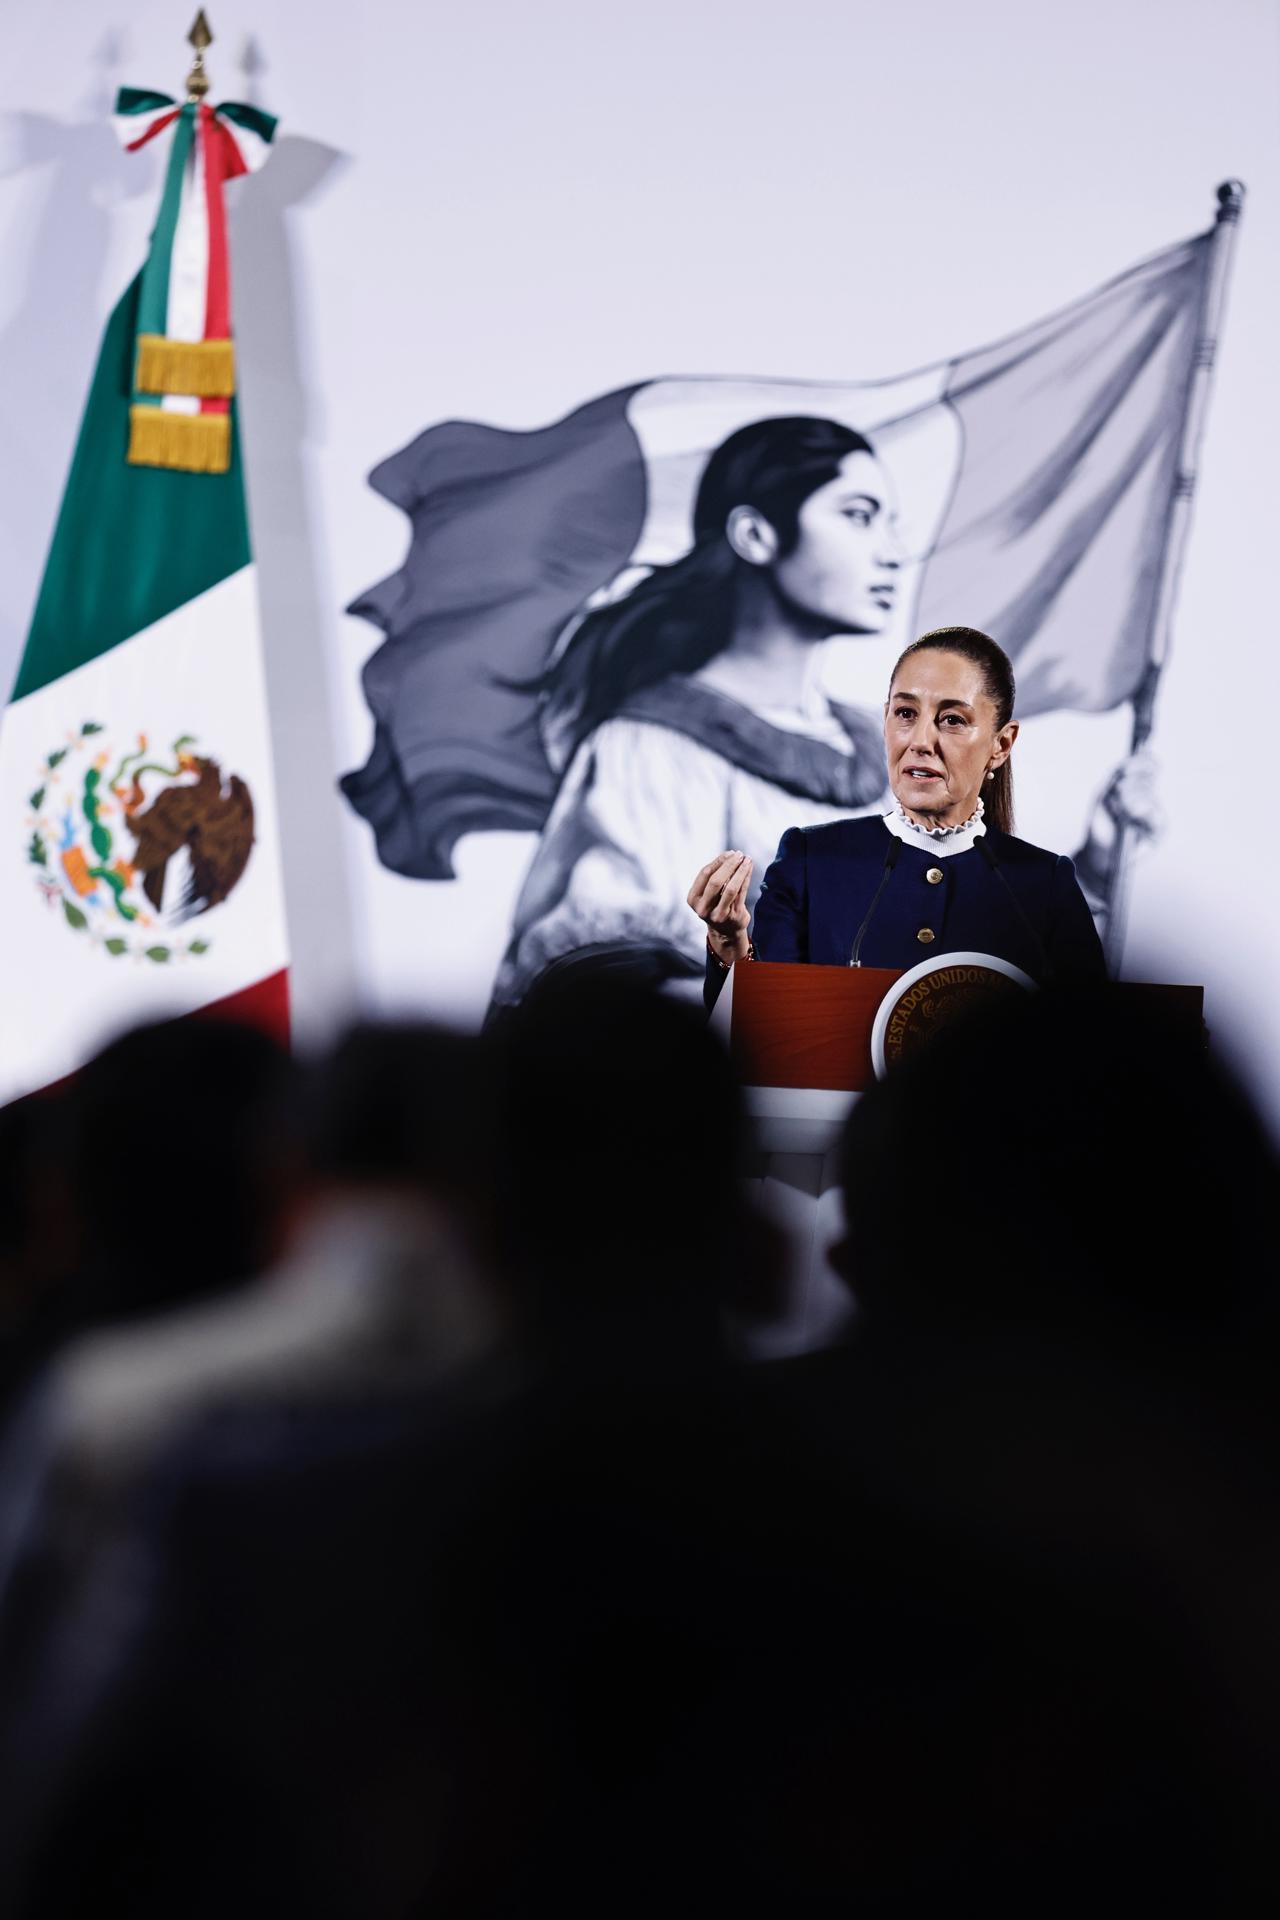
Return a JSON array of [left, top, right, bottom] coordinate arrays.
[[26, 724, 255, 962]]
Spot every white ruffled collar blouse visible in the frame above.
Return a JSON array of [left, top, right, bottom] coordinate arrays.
[[881, 796, 988, 859]]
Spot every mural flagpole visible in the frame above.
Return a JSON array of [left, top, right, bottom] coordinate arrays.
[[1103, 178, 1246, 975]]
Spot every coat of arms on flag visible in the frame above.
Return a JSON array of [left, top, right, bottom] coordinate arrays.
[[25, 722, 254, 963], [341, 184, 1243, 1005], [0, 17, 289, 1102]]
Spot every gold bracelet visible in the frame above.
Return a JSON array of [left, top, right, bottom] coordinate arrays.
[[707, 937, 753, 969]]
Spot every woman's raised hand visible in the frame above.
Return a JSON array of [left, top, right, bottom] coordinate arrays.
[[1101, 747, 1163, 842], [687, 850, 754, 966]]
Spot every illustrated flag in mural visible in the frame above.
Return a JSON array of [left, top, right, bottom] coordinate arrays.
[[343, 207, 1230, 907], [0, 84, 289, 1103]]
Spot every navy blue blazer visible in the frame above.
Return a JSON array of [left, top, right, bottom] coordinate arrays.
[[706, 816, 1105, 1006]]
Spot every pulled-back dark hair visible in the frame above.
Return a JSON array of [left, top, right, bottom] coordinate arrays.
[[891, 626, 1017, 833], [540, 416, 875, 767]]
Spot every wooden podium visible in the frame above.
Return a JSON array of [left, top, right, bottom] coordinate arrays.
[[728, 960, 901, 1092], [718, 961, 1206, 1112], [709, 961, 892, 1160]]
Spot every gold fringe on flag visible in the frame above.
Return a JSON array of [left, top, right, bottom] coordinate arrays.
[[127, 405, 231, 474], [135, 334, 235, 399]]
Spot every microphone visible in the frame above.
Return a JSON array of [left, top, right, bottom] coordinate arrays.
[[976, 834, 1054, 982], [850, 837, 903, 966]]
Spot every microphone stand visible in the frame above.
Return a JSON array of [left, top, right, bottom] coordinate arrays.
[[849, 838, 902, 966]]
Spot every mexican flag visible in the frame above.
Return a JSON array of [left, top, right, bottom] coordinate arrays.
[[0, 89, 289, 1104]]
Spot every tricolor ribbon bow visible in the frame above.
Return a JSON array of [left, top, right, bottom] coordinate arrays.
[[114, 86, 277, 474]]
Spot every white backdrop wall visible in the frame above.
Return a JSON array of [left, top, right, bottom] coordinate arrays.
[[2, 1, 1278, 1110]]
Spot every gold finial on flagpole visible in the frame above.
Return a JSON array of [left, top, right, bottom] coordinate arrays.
[[186, 11, 214, 102]]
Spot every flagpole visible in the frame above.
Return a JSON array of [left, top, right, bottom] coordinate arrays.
[[1103, 178, 1246, 973]]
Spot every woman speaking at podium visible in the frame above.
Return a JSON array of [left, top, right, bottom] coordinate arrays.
[[691, 627, 1105, 999]]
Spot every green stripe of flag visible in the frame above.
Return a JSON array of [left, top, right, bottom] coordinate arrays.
[[11, 270, 249, 703], [217, 100, 279, 145], [116, 87, 179, 117]]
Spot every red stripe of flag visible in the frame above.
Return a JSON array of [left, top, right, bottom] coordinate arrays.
[[123, 106, 182, 152], [199, 105, 247, 418], [21, 971, 292, 1104], [192, 967, 291, 1043]]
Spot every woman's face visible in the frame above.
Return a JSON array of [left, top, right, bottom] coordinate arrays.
[[884, 649, 1018, 828], [770, 450, 903, 634]]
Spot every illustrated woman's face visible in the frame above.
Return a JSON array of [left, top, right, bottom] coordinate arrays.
[[884, 648, 1017, 828], [772, 450, 903, 635]]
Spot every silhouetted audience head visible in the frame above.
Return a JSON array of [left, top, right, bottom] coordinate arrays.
[[494, 975, 772, 1350], [59, 1016, 296, 1326], [293, 1019, 498, 1252], [837, 982, 1277, 1344]]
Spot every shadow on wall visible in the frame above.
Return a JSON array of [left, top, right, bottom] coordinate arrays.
[[0, 34, 154, 693], [226, 38, 357, 1033]]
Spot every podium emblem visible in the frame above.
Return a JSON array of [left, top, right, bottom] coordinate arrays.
[[871, 951, 1035, 1078]]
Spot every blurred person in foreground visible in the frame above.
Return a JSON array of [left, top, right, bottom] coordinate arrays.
[[0, 1021, 292, 1433], [0, 1095, 77, 1428], [834, 980, 1275, 1350], [0, 1014, 296, 1619], [0, 981, 781, 1919], [0, 1016, 506, 1905], [12, 984, 1278, 1916], [0, 1018, 500, 1534], [0, 1017, 294, 1572], [491, 969, 786, 1367], [749, 981, 1280, 1909], [431, 980, 1280, 1912]]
